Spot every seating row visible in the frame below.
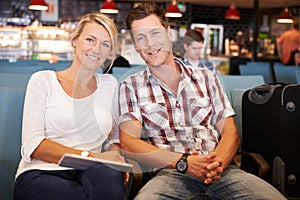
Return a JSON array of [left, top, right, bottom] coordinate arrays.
[[240, 62, 300, 84], [0, 65, 288, 200]]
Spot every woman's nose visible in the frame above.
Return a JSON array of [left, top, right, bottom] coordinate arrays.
[[92, 44, 101, 53]]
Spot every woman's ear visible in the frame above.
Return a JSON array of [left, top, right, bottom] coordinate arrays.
[[72, 39, 77, 48]]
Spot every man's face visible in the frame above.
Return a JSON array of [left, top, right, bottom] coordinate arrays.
[[130, 14, 173, 68], [184, 41, 203, 61]]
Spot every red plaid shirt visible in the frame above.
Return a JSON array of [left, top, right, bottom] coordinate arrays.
[[119, 58, 234, 154]]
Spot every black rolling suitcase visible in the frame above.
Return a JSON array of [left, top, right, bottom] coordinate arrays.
[[242, 84, 300, 199]]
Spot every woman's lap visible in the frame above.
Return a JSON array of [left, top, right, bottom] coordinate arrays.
[[14, 163, 125, 200]]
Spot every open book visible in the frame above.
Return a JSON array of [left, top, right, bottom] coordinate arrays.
[[58, 153, 133, 172]]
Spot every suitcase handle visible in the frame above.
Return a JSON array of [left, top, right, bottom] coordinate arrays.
[[248, 84, 281, 104], [254, 85, 271, 94]]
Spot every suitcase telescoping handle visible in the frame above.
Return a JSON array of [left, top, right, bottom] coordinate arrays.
[[248, 84, 281, 105]]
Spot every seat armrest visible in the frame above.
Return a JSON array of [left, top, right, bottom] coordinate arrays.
[[237, 151, 270, 178]]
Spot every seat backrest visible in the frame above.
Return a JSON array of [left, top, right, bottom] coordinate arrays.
[[0, 59, 41, 67], [219, 75, 265, 104], [0, 87, 26, 200], [273, 65, 298, 84], [239, 64, 274, 84], [273, 62, 286, 68], [0, 73, 32, 88], [40, 60, 72, 71], [295, 70, 300, 85], [112, 66, 131, 81], [0, 66, 43, 74], [246, 61, 270, 67], [118, 65, 147, 83], [112, 66, 131, 74], [230, 88, 248, 137]]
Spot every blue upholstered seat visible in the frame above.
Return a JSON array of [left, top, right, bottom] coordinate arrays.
[[0, 87, 26, 200], [239, 64, 274, 84]]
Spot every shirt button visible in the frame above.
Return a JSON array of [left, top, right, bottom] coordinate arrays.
[[176, 102, 180, 108]]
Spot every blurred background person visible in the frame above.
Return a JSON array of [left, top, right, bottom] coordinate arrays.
[[276, 23, 300, 64], [181, 29, 218, 73], [287, 49, 300, 66]]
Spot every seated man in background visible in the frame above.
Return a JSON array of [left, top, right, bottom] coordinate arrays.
[[276, 23, 300, 65], [119, 2, 286, 200], [181, 29, 218, 73]]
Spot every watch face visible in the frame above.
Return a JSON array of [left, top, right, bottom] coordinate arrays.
[[81, 151, 89, 157], [176, 160, 187, 172]]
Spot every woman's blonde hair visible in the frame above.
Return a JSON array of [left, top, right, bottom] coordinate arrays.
[[71, 12, 118, 71]]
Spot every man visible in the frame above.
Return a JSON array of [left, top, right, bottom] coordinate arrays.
[[182, 29, 218, 73], [276, 23, 300, 64], [119, 2, 286, 199]]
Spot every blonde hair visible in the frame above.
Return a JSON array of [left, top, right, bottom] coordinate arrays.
[[71, 12, 118, 70]]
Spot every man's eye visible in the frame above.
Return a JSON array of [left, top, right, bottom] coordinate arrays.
[[136, 36, 144, 42], [153, 31, 160, 36]]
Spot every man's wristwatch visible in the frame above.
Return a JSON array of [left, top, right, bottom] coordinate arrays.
[[176, 153, 189, 174], [81, 151, 90, 157]]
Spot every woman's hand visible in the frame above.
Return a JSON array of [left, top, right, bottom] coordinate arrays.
[[123, 172, 130, 185], [91, 151, 125, 163], [92, 151, 131, 185]]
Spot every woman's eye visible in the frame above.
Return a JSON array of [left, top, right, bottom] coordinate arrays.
[[102, 42, 111, 48], [86, 38, 94, 43]]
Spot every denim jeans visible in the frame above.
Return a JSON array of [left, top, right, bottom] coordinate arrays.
[[14, 163, 125, 200], [134, 165, 287, 200]]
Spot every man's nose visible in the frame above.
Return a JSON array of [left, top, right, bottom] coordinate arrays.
[[146, 35, 156, 47]]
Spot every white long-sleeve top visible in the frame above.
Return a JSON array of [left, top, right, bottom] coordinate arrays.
[[16, 70, 119, 178]]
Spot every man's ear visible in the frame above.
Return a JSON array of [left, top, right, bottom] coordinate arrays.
[[183, 43, 188, 51], [167, 26, 172, 41]]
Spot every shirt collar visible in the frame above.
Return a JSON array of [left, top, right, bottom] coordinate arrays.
[[143, 57, 197, 86]]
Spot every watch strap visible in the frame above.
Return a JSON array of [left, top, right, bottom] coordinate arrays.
[[181, 153, 189, 161]]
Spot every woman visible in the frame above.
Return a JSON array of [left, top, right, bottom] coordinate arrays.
[[14, 12, 127, 200], [287, 49, 300, 66]]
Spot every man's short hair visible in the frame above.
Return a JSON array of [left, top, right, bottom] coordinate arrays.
[[126, 2, 169, 31], [183, 29, 204, 46]]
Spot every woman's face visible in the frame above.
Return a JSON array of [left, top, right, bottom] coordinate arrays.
[[294, 52, 300, 66], [72, 22, 112, 70]]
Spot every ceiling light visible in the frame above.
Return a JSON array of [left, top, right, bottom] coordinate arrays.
[[29, 0, 48, 11], [225, 3, 240, 20], [100, 0, 119, 14], [277, 8, 294, 23], [165, 1, 182, 18]]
